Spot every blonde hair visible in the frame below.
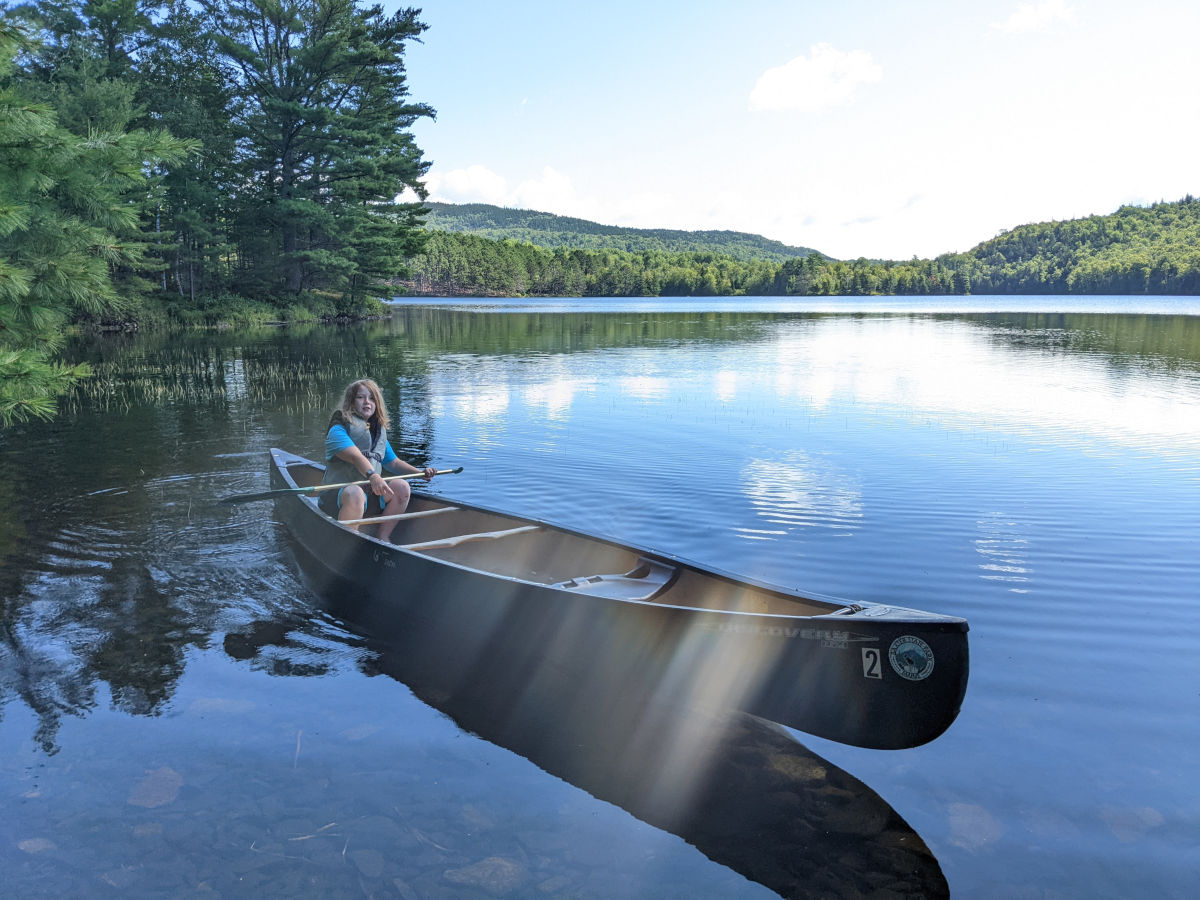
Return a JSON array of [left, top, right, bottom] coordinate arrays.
[[330, 378, 390, 432]]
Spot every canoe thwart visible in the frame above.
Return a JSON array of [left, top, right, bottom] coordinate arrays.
[[553, 557, 677, 602], [399, 524, 541, 553]]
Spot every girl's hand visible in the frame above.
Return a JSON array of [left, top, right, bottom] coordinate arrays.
[[423, 466, 438, 479], [368, 471, 393, 500]]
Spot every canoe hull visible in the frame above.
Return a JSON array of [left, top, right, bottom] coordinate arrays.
[[268, 449, 968, 750]]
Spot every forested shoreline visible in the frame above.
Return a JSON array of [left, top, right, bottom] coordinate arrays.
[[1, 0, 432, 423], [404, 198, 1200, 298]]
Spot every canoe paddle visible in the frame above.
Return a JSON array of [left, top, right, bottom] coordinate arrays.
[[219, 467, 464, 504]]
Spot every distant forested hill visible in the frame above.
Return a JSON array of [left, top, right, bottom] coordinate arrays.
[[422, 203, 819, 262], [944, 197, 1200, 294], [402, 198, 1200, 297]]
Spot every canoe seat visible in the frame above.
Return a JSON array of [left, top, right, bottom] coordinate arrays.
[[553, 557, 677, 602]]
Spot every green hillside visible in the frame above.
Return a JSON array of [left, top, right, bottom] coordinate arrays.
[[945, 197, 1200, 294], [422, 203, 819, 262], [403, 198, 1200, 297]]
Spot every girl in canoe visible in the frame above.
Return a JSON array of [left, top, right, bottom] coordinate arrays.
[[320, 378, 438, 540]]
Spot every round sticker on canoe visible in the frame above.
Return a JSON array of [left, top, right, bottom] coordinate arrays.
[[888, 635, 935, 681]]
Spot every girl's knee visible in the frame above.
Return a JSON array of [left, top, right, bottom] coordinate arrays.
[[339, 485, 367, 517], [385, 481, 411, 513]]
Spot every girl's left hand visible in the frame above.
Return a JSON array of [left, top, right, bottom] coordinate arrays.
[[423, 466, 438, 479]]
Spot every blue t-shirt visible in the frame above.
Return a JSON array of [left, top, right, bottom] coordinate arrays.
[[325, 424, 398, 467]]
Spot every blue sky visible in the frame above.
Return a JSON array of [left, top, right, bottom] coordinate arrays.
[[393, 0, 1200, 259]]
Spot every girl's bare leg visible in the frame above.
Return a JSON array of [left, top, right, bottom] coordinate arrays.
[[377, 479, 411, 542], [337, 485, 367, 530]]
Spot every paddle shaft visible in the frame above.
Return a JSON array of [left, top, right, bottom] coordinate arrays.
[[221, 466, 463, 504], [307, 468, 455, 494]]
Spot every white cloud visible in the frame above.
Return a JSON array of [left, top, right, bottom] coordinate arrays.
[[425, 164, 509, 205], [749, 43, 882, 113], [511, 166, 578, 212], [426, 164, 588, 215], [424, 165, 677, 230], [991, 0, 1075, 34]]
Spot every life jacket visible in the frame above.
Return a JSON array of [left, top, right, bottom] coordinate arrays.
[[322, 413, 387, 486]]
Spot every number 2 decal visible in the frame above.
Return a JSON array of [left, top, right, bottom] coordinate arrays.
[[862, 647, 882, 679]]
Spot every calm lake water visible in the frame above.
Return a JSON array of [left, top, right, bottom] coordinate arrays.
[[2, 297, 1198, 897]]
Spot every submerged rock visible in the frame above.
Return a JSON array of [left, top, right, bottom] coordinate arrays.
[[127, 767, 183, 808], [443, 856, 529, 895]]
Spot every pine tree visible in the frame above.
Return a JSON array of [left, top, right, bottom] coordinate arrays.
[[11, 1, 200, 309], [139, 1, 239, 302], [205, 0, 433, 305], [0, 20, 191, 424]]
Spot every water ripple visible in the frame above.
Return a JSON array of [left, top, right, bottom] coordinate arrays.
[[741, 455, 863, 537]]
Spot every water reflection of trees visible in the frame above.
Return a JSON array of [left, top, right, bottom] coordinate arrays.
[[88, 557, 192, 716], [961, 313, 1200, 371], [0, 544, 206, 752], [61, 309, 794, 414], [386, 306, 1200, 371], [60, 311, 1198, 421]]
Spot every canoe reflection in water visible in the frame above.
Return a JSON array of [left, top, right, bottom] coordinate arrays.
[[235, 452, 953, 898], [225, 593, 948, 899]]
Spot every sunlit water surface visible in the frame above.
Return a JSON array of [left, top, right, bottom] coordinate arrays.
[[2, 299, 1198, 897]]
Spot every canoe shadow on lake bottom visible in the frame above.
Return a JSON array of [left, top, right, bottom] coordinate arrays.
[[222, 540, 949, 899]]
